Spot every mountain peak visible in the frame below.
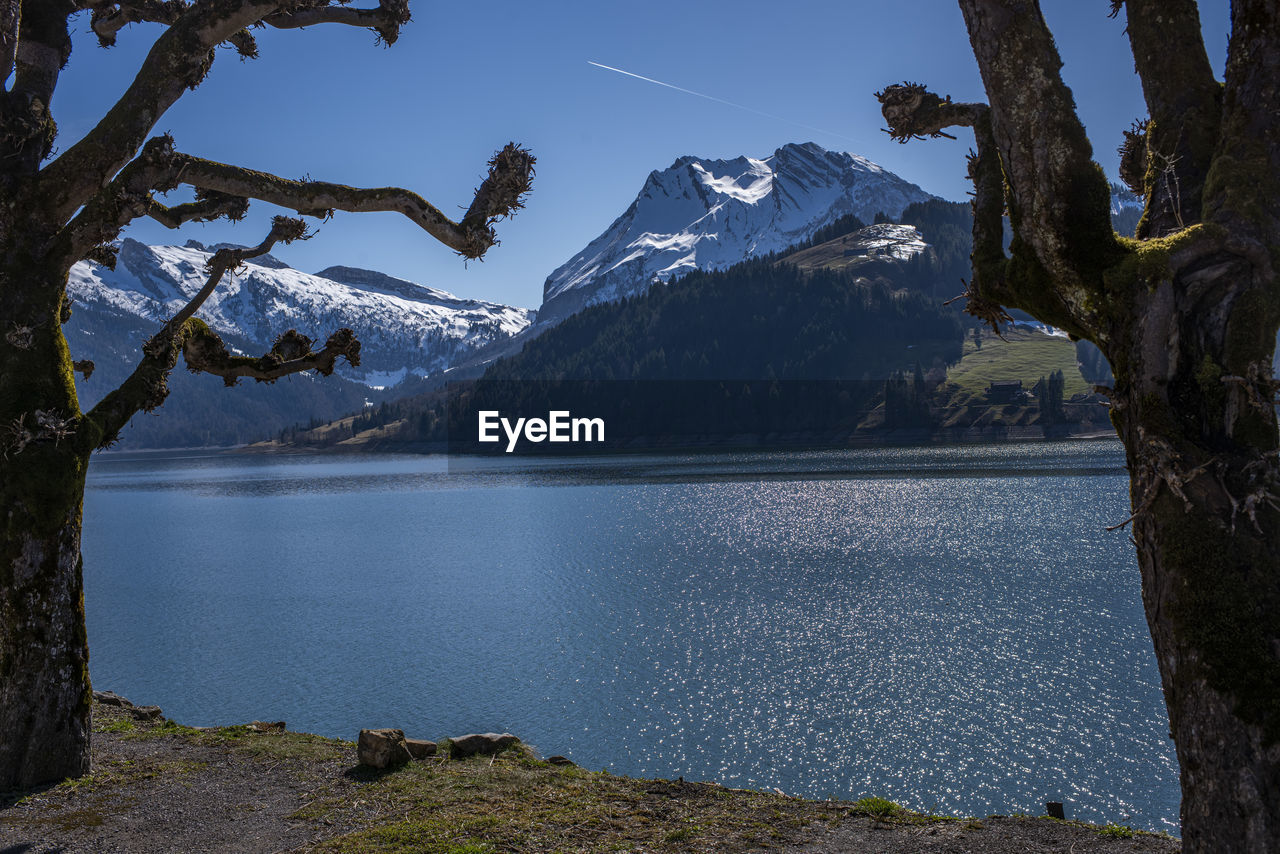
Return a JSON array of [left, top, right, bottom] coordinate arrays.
[[176, 238, 289, 268], [774, 141, 824, 157], [539, 142, 934, 323], [68, 243, 536, 389]]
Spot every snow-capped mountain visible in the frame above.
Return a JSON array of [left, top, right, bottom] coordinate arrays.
[[68, 239, 534, 388], [539, 142, 935, 322], [1110, 183, 1144, 237]]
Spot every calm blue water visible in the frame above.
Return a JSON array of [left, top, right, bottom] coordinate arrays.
[[82, 441, 1179, 833]]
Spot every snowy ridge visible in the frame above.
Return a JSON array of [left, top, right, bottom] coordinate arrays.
[[844, 223, 929, 261], [68, 239, 534, 387], [539, 142, 935, 321], [1110, 184, 1144, 218]]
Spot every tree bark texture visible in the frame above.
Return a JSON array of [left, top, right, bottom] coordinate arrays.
[[0, 257, 95, 791], [881, 2, 1280, 849]]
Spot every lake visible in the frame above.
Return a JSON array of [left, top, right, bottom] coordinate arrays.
[[82, 440, 1179, 833]]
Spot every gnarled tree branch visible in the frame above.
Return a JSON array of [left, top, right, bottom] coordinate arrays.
[[3, 1, 72, 171], [47, 133, 184, 270], [84, 216, 360, 447], [264, 0, 409, 44], [51, 136, 533, 271], [168, 142, 534, 260], [183, 325, 360, 386], [39, 1, 417, 224], [11, 1, 72, 106], [160, 214, 309, 336], [87, 0, 186, 47], [145, 188, 251, 229], [875, 80, 1093, 338], [39, 0, 276, 221], [876, 82, 985, 143], [1118, 0, 1222, 236], [956, 0, 1123, 301], [1205, 0, 1280, 246]]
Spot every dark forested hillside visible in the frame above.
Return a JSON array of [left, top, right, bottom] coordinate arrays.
[[484, 258, 963, 383], [271, 193, 1140, 452], [893, 199, 975, 299]]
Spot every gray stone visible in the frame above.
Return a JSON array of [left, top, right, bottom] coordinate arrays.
[[93, 690, 133, 708], [405, 738, 437, 759], [130, 705, 163, 720], [448, 732, 520, 759], [358, 728, 412, 769], [546, 755, 575, 767]]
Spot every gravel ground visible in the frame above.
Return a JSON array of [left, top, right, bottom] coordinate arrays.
[[0, 703, 379, 854]]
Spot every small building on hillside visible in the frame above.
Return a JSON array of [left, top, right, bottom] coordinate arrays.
[[987, 380, 1024, 404]]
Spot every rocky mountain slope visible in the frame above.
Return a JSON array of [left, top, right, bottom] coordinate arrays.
[[538, 141, 935, 322], [68, 239, 534, 389], [65, 239, 534, 447]]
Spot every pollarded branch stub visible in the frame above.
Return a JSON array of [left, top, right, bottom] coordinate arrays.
[[1118, 119, 1149, 197], [5, 325, 34, 350], [1, 410, 76, 460], [269, 214, 312, 244], [1227, 450, 1280, 534], [458, 143, 536, 259], [874, 82, 986, 144], [374, 0, 411, 45], [1106, 431, 1215, 531], [226, 28, 258, 59], [0, 87, 58, 163], [269, 329, 313, 361], [199, 215, 309, 277]]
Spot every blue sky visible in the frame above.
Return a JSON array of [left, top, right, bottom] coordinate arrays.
[[53, 1, 1230, 309]]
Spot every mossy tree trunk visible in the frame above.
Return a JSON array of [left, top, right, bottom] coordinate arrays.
[[878, 1, 1280, 849], [0, 249, 97, 790], [1110, 250, 1280, 849], [0, 0, 532, 791]]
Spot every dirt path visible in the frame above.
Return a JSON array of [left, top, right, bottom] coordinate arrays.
[[0, 718, 376, 852]]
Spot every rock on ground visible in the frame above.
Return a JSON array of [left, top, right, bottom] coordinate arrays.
[[447, 732, 519, 758], [356, 728, 412, 769]]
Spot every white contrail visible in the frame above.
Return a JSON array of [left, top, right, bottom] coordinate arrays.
[[587, 61, 865, 147]]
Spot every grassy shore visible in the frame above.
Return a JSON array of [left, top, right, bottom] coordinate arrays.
[[0, 700, 1180, 853]]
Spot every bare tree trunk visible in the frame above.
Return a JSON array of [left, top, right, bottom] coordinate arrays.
[[0, 259, 94, 789]]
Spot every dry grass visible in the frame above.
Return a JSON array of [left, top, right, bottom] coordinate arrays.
[[82, 705, 938, 854]]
